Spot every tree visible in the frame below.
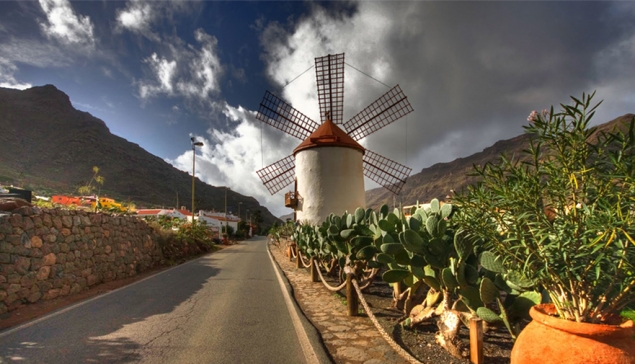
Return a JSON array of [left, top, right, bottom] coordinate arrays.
[[237, 220, 250, 238], [252, 209, 263, 233], [78, 166, 104, 196]]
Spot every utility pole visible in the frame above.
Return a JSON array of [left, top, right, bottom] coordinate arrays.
[[191, 137, 203, 216], [225, 187, 229, 236]]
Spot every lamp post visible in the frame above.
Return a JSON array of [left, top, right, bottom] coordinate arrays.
[[191, 138, 204, 217], [225, 187, 229, 236]]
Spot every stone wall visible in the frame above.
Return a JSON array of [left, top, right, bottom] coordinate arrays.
[[0, 207, 163, 314]]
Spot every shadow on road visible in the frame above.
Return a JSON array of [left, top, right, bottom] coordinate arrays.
[[1, 258, 221, 363]]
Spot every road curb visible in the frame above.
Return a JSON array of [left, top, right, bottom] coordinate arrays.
[[267, 242, 334, 364]]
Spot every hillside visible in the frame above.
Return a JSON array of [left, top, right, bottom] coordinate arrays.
[[0, 85, 280, 227], [365, 113, 635, 210]]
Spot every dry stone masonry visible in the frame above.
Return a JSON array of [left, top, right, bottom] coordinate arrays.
[[0, 207, 162, 314]]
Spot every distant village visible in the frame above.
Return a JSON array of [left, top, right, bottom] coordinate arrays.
[[0, 186, 252, 238]]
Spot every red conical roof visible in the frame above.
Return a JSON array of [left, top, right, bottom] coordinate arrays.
[[293, 119, 365, 155]]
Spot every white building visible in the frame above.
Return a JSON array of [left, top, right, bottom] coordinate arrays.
[[136, 208, 192, 221], [198, 211, 240, 232]]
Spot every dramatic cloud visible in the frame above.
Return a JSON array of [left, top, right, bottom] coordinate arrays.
[[136, 28, 224, 101], [259, 1, 635, 180], [38, 0, 95, 49], [167, 103, 298, 216], [117, 1, 153, 31], [138, 53, 177, 99], [0, 58, 32, 89], [115, 0, 198, 41]]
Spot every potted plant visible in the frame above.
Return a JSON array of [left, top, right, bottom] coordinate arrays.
[[455, 92, 635, 363]]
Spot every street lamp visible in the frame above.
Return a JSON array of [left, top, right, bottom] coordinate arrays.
[[225, 186, 229, 236], [191, 137, 203, 216]]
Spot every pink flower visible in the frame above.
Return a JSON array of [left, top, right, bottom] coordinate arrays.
[[527, 110, 538, 122]]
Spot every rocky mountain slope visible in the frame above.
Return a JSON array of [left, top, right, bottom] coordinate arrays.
[[365, 113, 635, 210], [0, 85, 280, 226]]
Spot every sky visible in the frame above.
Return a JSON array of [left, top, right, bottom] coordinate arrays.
[[1, 1, 635, 218]]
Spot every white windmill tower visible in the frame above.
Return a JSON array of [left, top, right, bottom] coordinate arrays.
[[256, 53, 414, 224]]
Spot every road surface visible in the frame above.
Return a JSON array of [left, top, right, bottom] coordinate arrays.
[[0, 236, 327, 363]]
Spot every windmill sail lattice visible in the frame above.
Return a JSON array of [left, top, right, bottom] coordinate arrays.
[[257, 91, 319, 140], [256, 155, 296, 195], [315, 53, 345, 124], [256, 53, 414, 196], [343, 85, 414, 141], [363, 149, 412, 194]]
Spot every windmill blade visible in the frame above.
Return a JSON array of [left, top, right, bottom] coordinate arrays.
[[256, 155, 296, 195], [363, 149, 412, 195], [257, 91, 320, 140], [343, 85, 414, 141], [315, 53, 345, 124]]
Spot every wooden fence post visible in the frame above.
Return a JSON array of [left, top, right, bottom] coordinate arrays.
[[470, 317, 484, 364], [296, 248, 302, 269], [346, 273, 358, 316], [310, 257, 319, 282]]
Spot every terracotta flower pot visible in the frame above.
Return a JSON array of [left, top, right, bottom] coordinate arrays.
[[511, 304, 635, 364]]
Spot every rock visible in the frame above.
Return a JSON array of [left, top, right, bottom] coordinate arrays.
[[52, 216, 62, 230], [60, 284, 70, 296], [31, 257, 42, 271], [14, 256, 31, 274], [43, 289, 59, 300], [0, 253, 9, 263], [38, 281, 53, 292], [36, 266, 51, 280], [62, 216, 73, 228], [0, 241, 12, 253], [27, 291, 42, 303], [20, 273, 37, 288], [22, 233, 32, 248], [5, 293, 20, 306], [70, 283, 82, 294], [42, 252, 56, 266], [0, 289, 7, 301], [335, 347, 370, 362], [7, 274, 20, 284], [8, 283, 21, 294], [61, 228, 71, 237], [42, 214, 52, 227], [87, 274, 98, 286]]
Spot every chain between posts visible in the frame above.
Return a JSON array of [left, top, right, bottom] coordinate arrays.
[[351, 278, 424, 364]]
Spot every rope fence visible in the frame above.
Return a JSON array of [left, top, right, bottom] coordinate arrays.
[[315, 260, 347, 292], [299, 251, 311, 268], [352, 278, 423, 364], [272, 240, 427, 364]]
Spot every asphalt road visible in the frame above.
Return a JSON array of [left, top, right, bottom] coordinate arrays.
[[0, 236, 327, 363]]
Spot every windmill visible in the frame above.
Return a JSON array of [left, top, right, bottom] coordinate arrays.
[[256, 53, 414, 224]]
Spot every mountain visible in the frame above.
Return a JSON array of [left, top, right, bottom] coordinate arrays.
[[0, 85, 281, 227], [278, 213, 294, 222], [365, 113, 635, 210]]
